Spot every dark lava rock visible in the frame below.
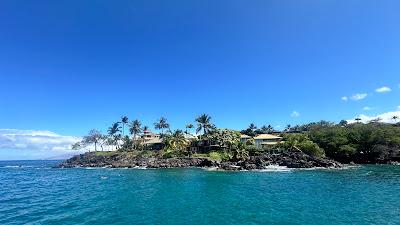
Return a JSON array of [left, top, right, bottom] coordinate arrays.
[[58, 151, 342, 170]]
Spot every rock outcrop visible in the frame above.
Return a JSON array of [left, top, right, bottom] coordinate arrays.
[[219, 152, 342, 170], [59, 151, 342, 170]]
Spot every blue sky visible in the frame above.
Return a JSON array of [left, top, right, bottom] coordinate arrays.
[[1, 0, 400, 159]]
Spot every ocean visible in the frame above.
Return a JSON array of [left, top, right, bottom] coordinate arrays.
[[1, 160, 399, 225]]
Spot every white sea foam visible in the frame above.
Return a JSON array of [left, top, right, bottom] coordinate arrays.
[[133, 166, 148, 170], [3, 165, 21, 168], [2, 165, 34, 168], [202, 167, 219, 171], [84, 167, 100, 170], [258, 165, 293, 172]]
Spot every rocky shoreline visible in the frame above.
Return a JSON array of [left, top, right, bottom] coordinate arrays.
[[59, 151, 342, 170]]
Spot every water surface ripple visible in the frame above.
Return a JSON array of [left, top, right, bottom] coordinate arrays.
[[1, 161, 399, 225]]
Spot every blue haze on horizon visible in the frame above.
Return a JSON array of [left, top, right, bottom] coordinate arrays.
[[0, 0, 400, 159]]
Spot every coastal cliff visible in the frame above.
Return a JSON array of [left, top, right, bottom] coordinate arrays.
[[59, 151, 342, 170]]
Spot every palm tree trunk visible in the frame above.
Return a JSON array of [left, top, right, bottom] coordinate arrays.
[[133, 133, 137, 149]]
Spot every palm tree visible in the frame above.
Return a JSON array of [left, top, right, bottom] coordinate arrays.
[[248, 123, 257, 131], [143, 125, 149, 132], [154, 117, 170, 135], [163, 130, 190, 155], [267, 124, 273, 133], [121, 116, 129, 136], [261, 124, 273, 134], [355, 118, 362, 124], [107, 122, 121, 150], [369, 117, 382, 124], [339, 120, 348, 126], [129, 119, 142, 149], [185, 124, 194, 134], [392, 116, 398, 123], [195, 114, 214, 135], [260, 125, 268, 134], [285, 124, 291, 133]]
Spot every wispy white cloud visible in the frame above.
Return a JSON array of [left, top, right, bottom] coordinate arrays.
[[350, 93, 368, 101], [341, 96, 348, 101], [347, 110, 400, 124], [363, 106, 374, 111], [0, 129, 85, 159], [375, 86, 391, 93], [291, 111, 300, 118]]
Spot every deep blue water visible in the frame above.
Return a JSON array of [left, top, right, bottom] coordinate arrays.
[[1, 161, 400, 225]]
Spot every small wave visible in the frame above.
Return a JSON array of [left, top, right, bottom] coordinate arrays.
[[1, 165, 34, 168], [133, 166, 148, 170], [202, 167, 219, 171], [84, 167, 100, 170], [2, 165, 21, 168], [291, 165, 358, 171], [100, 176, 108, 180], [258, 165, 293, 172]]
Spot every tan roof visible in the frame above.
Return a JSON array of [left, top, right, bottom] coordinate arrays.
[[240, 134, 251, 138], [254, 134, 282, 140], [144, 137, 163, 145]]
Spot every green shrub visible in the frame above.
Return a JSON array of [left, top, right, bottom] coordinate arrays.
[[208, 151, 230, 161], [192, 153, 208, 158], [246, 145, 263, 156], [95, 151, 116, 157], [138, 150, 156, 158], [298, 140, 325, 157]]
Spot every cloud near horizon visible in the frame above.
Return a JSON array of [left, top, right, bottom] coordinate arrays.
[[0, 129, 85, 159], [347, 110, 400, 124]]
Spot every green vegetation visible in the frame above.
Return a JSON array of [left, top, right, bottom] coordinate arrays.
[[307, 123, 400, 163], [191, 152, 230, 162], [154, 117, 170, 136], [279, 134, 324, 157], [72, 114, 400, 164], [195, 114, 214, 135], [121, 116, 129, 137], [208, 151, 230, 161], [241, 123, 274, 137], [277, 121, 400, 163], [95, 151, 116, 157], [162, 130, 190, 157]]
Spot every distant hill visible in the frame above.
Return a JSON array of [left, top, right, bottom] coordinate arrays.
[[42, 152, 80, 160]]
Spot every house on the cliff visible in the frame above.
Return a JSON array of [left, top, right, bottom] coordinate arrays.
[[240, 134, 251, 143], [253, 134, 283, 148], [143, 132, 197, 151]]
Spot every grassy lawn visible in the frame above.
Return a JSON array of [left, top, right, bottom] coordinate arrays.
[[192, 152, 230, 162], [191, 153, 208, 158], [95, 151, 116, 157]]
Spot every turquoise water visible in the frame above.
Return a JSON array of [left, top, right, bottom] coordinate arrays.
[[1, 161, 400, 225]]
